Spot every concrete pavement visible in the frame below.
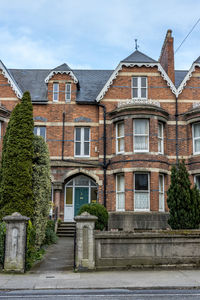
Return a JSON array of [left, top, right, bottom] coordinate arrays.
[[1, 269, 200, 290]]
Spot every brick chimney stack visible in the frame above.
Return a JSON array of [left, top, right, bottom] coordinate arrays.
[[159, 29, 175, 84]]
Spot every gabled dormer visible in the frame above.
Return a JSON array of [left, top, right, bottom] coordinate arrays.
[[96, 47, 177, 102], [45, 63, 79, 103]]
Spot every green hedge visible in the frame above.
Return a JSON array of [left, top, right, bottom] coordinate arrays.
[[0, 222, 6, 267], [78, 203, 108, 230]]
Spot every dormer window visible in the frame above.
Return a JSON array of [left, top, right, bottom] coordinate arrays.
[[132, 77, 147, 99], [65, 83, 71, 102], [53, 83, 59, 102]]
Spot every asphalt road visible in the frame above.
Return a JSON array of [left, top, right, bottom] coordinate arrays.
[[1, 289, 200, 299]]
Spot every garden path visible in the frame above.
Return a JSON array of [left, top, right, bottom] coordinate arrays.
[[30, 237, 74, 273]]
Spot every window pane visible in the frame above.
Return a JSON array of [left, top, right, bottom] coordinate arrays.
[[75, 128, 81, 141], [135, 192, 149, 210], [158, 123, 162, 137], [195, 175, 200, 190], [159, 175, 164, 192], [75, 175, 89, 186], [117, 193, 125, 210], [132, 77, 138, 87], [158, 139, 162, 153], [194, 124, 200, 138], [159, 193, 164, 211], [34, 127, 37, 135], [75, 142, 81, 155], [132, 88, 138, 98], [117, 175, 124, 192], [118, 137, 124, 152], [84, 142, 89, 155], [66, 84, 71, 92], [53, 83, 59, 92], [135, 174, 148, 190], [141, 88, 146, 98], [195, 139, 200, 153], [134, 136, 148, 150], [141, 77, 147, 87], [134, 119, 148, 134], [91, 187, 97, 203], [117, 123, 124, 137], [40, 127, 46, 139], [84, 128, 89, 141], [66, 187, 73, 205]]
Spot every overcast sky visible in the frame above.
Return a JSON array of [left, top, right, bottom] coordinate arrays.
[[1, 0, 200, 70]]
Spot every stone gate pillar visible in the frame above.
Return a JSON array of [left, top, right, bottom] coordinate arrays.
[[74, 212, 97, 271], [3, 212, 29, 273]]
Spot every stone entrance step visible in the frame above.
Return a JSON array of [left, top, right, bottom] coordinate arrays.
[[57, 222, 76, 237]]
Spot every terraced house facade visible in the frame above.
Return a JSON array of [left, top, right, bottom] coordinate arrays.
[[1, 30, 200, 229]]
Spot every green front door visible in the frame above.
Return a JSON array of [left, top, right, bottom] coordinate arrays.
[[74, 187, 89, 216]]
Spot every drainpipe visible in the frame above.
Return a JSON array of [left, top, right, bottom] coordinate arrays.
[[62, 112, 65, 160], [175, 96, 179, 165], [98, 103, 107, 208]]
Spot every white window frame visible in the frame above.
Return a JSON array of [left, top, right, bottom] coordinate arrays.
[[134, 173, 150, 211], [116, 122, 124, 154], [34, 126, 46, 141], [116, 174, 125, 211], [65, 83, 71, 102], [132, 76, 147, 99], [74, 127, 90, 157], [133, 119, 149, 153], [194, 174, 200, 190], [53, 82, 59, 102], [193, 123, 200, 155], [158, 122, 164, 154], [159, 174, 165, 212]]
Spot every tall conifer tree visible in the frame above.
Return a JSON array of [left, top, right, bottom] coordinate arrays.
[[0, 91, 34, 219], [167, 160, 200, 229]]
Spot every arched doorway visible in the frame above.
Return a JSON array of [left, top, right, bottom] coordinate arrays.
[[64, 174, 98, 221]]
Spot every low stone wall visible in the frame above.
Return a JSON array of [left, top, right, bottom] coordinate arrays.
[[108, 212, 170, 231], [95, 230, 200, 269]]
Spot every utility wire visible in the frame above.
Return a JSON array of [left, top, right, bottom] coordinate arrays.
[[175, 18, 200, 54]]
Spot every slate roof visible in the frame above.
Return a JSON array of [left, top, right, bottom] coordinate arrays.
[[52, 63, 72, 72], [121, 50, 157, 63], [194, 56, 200, 63], [174, 70, 188, 88], [9, 68, 113, 103]]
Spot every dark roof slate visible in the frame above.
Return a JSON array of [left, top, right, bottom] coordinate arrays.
[[174, 70, 188, 88], [121, 50, 157, 63], [9, 68, 113, 102], [52, 63, 71, 72]]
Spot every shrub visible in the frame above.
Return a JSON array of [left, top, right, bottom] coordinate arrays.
[[32, 136, 51, 249], [78, 203, 108, 230], [43, 220, 58, 245], [0, 222, 6, 267], [167, 160, 200, 229]]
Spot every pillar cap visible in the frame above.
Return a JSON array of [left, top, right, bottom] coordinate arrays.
[[3, 212, 30, 222], [74, 212, 98, 222]]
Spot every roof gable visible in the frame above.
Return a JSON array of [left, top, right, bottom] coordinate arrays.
[[0, 60, 22, 98], [45, 63, 79, 83]]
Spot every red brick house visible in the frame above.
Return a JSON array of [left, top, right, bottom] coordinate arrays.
[[1, 29, 200, 229]]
